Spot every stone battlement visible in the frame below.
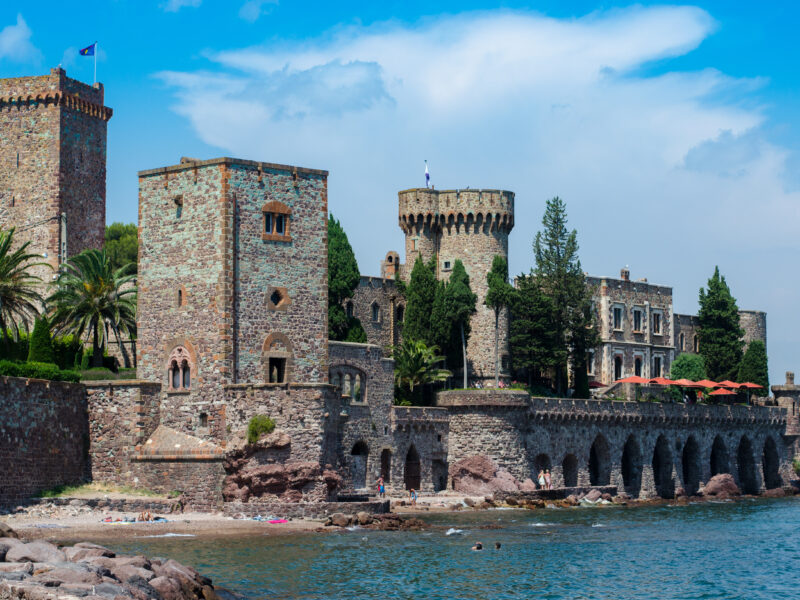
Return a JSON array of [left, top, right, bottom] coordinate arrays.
[[398, 188, 514, 233]]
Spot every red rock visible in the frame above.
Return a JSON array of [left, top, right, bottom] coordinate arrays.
[[582, 489, 602, 502], [6, 542, 66, 564], [763, 487, 786, 498], [449, 455, 520, 495], [519, 478, 537, 492], [703, 473, 740, 497], [149, 576, 183, 600]]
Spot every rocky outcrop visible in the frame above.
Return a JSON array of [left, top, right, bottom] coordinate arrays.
[[0, 524, 242, 600], [449, 455, 520, 495], [701, 474, 741, 498], [222, 431, 341, 503]]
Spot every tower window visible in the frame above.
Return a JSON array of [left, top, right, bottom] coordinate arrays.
[[174, 195, 183, 219], [262, 201, 292, 241], [372, 303, 380, 322], [275, 214, 285, 235], [264, 212, 272, 234], [269, 357, 287, 383], [199, 412, 208, 427], [270, 289, 282, 306]]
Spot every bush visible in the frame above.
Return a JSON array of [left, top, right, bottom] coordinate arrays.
[[0, 359, 80, 383], [53, 335, 83, 370], [793, 458, 800, 476], [0, 330, 29, 362], [80, 348, 118, 372], [247, 415, 276, 444], [27, 318, 55, 364]]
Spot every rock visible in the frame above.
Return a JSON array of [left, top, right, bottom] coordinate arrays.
[[7, 542, 67, 564], [0, 522, 19, 539], [0, 571, 28, 582], [674, 486, 687, 498], [463, 497, 477, 507], [582, 489, 602, 502], [32, 566, 103, 586], [600, 493, 613, 502], [110, 564, 155, 583], [65, 546, 116, 562], [763, 487, 786, 498], [328, 513, 350, 527], [0, 563, 33, 575], [519, 478, 537, 492], [703, 473, 740, 497], [356, 511, 372, 526], [564, 495, 579, 506], [449, 455, 520, 495], [505, 497, 518, 506], [149, 576, 183, 600], [0, 536, 23, 548]]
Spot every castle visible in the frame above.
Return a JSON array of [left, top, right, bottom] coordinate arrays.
[[0, 70, 793, 512]]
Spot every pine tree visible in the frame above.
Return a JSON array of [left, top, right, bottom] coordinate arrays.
[[485, 255, 514, 387], [403, 255, 438, 346], [697, 266, 744, 380], [509, 274, 558, 385], [328, 216, 366, 342], [738, 340, 768, 390], [27, 317, 55, 364], [440, 260, 477, 387]]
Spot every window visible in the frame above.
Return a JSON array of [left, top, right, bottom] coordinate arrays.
[[501, 354, 510, 370], [167, 346, 193, 390], [268, 357, 287, 383], [652, 313, 662, 335], [587, 350, 595, 375], [262, 332, 293, 384], [267, 286, 290, 311], [679, 332, 685, 351], [262, 201, 291, 241], [174, 195, 183, 219], [171, 361, 180, 388], [614, 355, 623, 380], [613, 307, 623, 330], [270, 289, 282, 306], [634, 357, 642, 377], [346, 301, 354, 319], [443, 260, 451, 270], [693, 335, 699, 353], [199, 412, 208, 427], [653, 356, 662, 377], [412, 238, 418, 251], [396, 305, 405, 322], [633, 309, 643, 332], [177, 288, 183, 307], [372, 303, 380, 322]]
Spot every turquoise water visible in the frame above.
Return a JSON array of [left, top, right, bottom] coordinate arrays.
[[104, 499, 800, 599]]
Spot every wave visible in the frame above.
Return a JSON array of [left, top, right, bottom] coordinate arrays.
[[141, 533, 196, 538], [445, 528, 465, 536]]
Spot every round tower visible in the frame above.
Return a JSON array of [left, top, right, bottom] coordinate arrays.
[[398, 188, 515, 383]]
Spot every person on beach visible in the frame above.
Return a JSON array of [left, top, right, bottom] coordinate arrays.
[[537, 470, 546, 489], [472, 542, 483, 551], [544, 469, 552, 490], [409, 488, 417, 506], [376, 476, 385, 499]]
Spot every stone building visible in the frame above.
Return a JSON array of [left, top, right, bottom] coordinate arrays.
[[0, 68, 110, 284]]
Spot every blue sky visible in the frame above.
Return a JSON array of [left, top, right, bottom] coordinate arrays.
[[1, 1, 799, 384]]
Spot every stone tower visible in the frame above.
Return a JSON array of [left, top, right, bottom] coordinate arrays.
[[398, 188, 514, 382], [0, 68, 111, 284]]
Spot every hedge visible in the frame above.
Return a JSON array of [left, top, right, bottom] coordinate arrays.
[[0, 360, 80, 383]]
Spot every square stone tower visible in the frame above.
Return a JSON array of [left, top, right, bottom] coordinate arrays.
[[136, 157, 329, 440], [0, 68, 111, 283]]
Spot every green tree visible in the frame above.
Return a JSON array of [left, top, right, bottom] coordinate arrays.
[[391, 338, 451, 405], [438, 260, 477, 388], [485, 255, 514, 387], [698, 266, 744, 380], [402, 255, 438, 346], [0, 228, 47, 341], [532, 197, 597, 395], [670, 353, 707, 381], [105, 223, 138, 274], [509, 274, 558, 385], [27, 317, 55, 364], [569, 294, 599, 399], [47, 249, 137, 368], [327, 216, 366, 342], [738, 340, 769, 390]]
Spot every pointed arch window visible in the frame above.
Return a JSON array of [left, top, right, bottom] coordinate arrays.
[[167, 346, 194, 390]]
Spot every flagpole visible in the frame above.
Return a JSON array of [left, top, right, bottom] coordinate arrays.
[[94, 42, 97, 85]]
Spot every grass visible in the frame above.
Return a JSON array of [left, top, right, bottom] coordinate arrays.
[[37, 482, 165, 499], [80, 367, 138, 381]]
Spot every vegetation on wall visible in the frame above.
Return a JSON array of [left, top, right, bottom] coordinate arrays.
[[327, 216, 366, 343], [697, 266, 744, 381], [247, 415, 276, 444], [670, 353, 707, 382]]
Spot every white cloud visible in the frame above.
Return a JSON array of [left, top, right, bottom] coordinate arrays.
[[162, 0, 201, 13], [239, 0, 278, 22], [0, 14, 41, 63], [156, 6, 800, 382]]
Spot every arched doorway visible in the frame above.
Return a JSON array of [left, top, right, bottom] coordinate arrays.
[[589, 434, 611, 486], [651, 435, 674, 498], [351, 441, 369, 490], [432, 460, 448, 492], [380, 449, 392, 483], [737, 436, 758, 494], [562, 454, 578, 487], [681, 436, 701, 496], [621, 435, 642, 497], [404, 445, 421, 490], [710, 435, 729, 476], [762, 436, 781, 490], [533, 453, 551, 479]]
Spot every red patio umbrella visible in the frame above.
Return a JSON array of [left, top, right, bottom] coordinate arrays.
[[717, 380, 742, 388], [740, 382, 764, 389], [709, 388, 736, 396], [615, 376, 650, 384], [695, 379, 719, 388], [671, 378, 705, 388], [588, 381, 606, 389], [648, 377, 675, 386]]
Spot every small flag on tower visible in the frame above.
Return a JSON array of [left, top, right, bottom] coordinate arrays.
[[79, 42, 96, 56], [425, 160, 430, 188]]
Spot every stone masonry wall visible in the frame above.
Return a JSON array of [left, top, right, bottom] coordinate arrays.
[[349, 277, 403, 352], [0, 377, 89, 506], [439, 390, 791, 497], [740, 310, 767, 348]]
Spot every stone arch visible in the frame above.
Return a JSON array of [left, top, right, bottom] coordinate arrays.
[[681, 436, 702, 496], [651, 435, 674, 498], [710, 435, 729, 476], [562, 454, 578, 487], [533, 453, 551, 478], [621, 435, 643, 497], [350, 441, 369, 490], [588, 434, 611, 486], [404, 445, 421, 491], [262, 332, 293, 383], [762, 436, 782, 490], [737, 436, 758, 494], [380, 449, 392, 483], [165, 341, 197, 391]]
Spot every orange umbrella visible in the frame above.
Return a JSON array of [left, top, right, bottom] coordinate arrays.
[[740, 382, 764, 389], [709, 388, 736, 396], [648, 377, 675, 385], [717, 380, 742, 388], [672, 378, 705, 388], [615, 376, 650, 384], [695, 379, 719, 388]]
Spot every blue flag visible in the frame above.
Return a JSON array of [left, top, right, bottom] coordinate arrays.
[[79, 43, 96, 56]]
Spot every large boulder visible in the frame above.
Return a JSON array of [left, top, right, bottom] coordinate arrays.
[[6, 541, 66, 564], [519, 478, 537, 492], [582, 489, 602, 502], [763, 487, 786, 498], [703, 473, 740, 497], [149, 576, 184, 600], [0, 522, 19, 539], [449, 455, 520, 495]]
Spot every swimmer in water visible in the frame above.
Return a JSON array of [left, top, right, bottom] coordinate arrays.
[[471, 542, 483, 551]]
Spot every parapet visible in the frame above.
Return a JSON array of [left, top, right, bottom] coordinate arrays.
[[0, 68, 110, 120], [398, 188, 514, 233]]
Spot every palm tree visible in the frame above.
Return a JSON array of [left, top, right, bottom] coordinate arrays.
[[0, 228, 48, 341], [47, 249, 136, 368], [391, 338, 451, 405]]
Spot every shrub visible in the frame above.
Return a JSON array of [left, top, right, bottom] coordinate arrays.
[[53, 335, 83, 370], [793, 458, 800, 476], [80, 368, 117, 381], [247, 415, 276, 444], [80, 348, 118, 372], [0, 359, 80, 383], [27, 317, 55, 364], [0, 330, 29, 362]]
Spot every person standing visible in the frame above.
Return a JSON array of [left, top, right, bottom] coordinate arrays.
[[544, 469, 552, 490], [376, 476, 385, 499], [537, 470, 546, 489]]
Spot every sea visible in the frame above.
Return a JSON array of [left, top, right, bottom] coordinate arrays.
[[105, 498, 800, 599]]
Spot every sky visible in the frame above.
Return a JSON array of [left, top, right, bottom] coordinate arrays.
[[1, 1, 799, 385]]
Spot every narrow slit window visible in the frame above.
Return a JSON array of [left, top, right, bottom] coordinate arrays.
[[174, 195, 183, 219], [182, 360, 191, 388], [264, 212, 273, 234], [171, 360, 180, 389], [275, 214, 285, 235]]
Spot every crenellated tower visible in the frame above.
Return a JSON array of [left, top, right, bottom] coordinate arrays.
[[398, 188, 514, 382]]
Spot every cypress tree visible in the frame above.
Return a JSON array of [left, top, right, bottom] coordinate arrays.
[[441, 260, 477, 387], [485, 255, 514, 387], [509, 274, 557, 386], [697, 266, 744, 380], [738, 340, 769, 390], [403, 255, 438, 345], [328, 216, 366, 342], [27, 317, 55, 364]]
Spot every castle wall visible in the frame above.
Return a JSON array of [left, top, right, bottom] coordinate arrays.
[[0, 377, 89, 506], [348, 277, 403, 351], [438, 391, 791, 496], [740, 310, 767, 348]]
